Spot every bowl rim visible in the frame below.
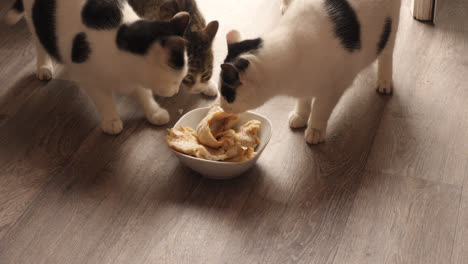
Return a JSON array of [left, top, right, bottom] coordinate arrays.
[[170, 107, 273, 165]]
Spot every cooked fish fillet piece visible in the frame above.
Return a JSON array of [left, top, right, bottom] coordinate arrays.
[[196, 104, 239, 148], [213, 129, 238, 149], [165, 126, 230, 161], [226, 147, 257, 162], [235, 120, 261, 149]]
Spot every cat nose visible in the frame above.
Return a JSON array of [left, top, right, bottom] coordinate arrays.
[[184, 82, 205, 94], [190, 87, 204, 94]]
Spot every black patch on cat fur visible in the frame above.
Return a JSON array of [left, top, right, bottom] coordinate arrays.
[[116, 20, 183, 55], [222, 38, 258, 102], [12, 0, 24, 12], [71, 33, 91, 63], [220, 61, 248, 103], [377, 17, 392, 54], [82, 0, 123, 30], [32, 0, 62, 62], [168, 49, 185, 69], [220, 66, 239, 101], [225, 38, 263, 63], [324, 0, 361, 52], [220, 81, 237, 103]]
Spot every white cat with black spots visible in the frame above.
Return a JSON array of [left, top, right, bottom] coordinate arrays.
[[5, 0, 190, 135], [219, 0, 401, 144]]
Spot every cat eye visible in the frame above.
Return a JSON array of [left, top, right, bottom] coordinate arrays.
[[201, 72, 211, 81], [183, 75, 194, 84]]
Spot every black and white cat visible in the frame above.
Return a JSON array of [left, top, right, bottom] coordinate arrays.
[[5, 0, 190, 134], [219, 0, 401, 144]]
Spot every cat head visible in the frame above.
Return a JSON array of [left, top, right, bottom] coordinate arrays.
[[182, 21, 219, 94], [219, 30, 266, 113], [116, 12, 190, 97]]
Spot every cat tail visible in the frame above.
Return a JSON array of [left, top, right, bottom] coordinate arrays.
[[4, 0, 24, 25]]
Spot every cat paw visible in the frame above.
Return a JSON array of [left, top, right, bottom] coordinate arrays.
[[289, 111, 308, 128], [101, 119, 123, 135], [377, 78, 393, 95], [305, 127, 326, 145], [201, 80, 218, 97], [147, 108, 170, 126], [36, 65, 53, 81]]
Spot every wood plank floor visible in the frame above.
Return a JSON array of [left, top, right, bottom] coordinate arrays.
[[0, 0, 467, 263]]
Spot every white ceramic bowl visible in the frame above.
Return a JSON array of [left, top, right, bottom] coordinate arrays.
[[170, 107, 272, 179]]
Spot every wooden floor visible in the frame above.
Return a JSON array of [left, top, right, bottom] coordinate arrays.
[[0, 0, 467, 263]]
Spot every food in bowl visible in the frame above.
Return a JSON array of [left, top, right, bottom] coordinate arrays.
[[165, 104, 261, 162]]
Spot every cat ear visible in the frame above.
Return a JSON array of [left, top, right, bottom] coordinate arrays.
[[170, 12, 190, 36], [221, 63, 240, 84], [226, 30, 242, 44], [203, 21, 219, 42]]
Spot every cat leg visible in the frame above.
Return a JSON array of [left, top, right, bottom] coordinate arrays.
[[134, 87, 170, 126], [305, 94, 341, 144], [23, 13, 54, 81], [34, 40, 54, 81], [280, 0, 294, 14], [82, 84, 123, 135], [376, 27, 397, 95], [376, 50, 393, 95], [201, 80, 218, 97], [289, 97, 312, 128]]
